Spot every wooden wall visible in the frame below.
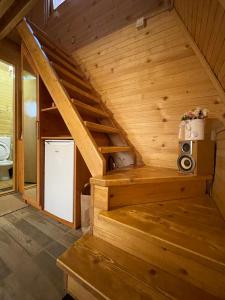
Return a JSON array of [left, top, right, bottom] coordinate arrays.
[[74, 10, 225, 169], [174, 0, 225, 92], [0, 60, 14, 136], [213, 128, 225, 219], [35, 0, 170, 52]]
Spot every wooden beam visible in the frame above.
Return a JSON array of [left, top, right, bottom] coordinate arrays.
[[0, 0, 15, 19], [0, 0, 38, 40], [17, 20, 106, 176]]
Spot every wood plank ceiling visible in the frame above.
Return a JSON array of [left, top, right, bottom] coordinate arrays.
[[41, 0, 171, 52], [174, 0, 225, 91], [0, 0, 38, 40]]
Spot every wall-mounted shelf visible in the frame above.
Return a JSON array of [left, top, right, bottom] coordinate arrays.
[[41, 106, 58, 113]]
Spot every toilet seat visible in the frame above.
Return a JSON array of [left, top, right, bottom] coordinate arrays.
[[0, 142, 10, 161]]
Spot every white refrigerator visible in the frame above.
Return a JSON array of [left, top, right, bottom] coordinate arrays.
[[44, 140, 74, 222]]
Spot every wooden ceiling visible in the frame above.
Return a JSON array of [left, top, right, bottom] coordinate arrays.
[[174, 0, 225, 92], [0, 0, 38, 40], [40, 0, 171, 52]]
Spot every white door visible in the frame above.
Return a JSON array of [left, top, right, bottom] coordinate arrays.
[[44, 140, 74, 222]]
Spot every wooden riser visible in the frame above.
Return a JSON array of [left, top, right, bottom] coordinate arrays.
[[93, 198, 225, 299], [58, 235, 220, 300], [92, 179, 208, 210]]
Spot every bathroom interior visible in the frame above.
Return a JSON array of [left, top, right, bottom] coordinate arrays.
[[0, 59, 15, 193], [0, 57, 37, 195]]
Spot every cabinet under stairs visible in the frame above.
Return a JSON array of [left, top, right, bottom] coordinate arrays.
[[57, 166, 225, 300], [17, 19, 136, 177]]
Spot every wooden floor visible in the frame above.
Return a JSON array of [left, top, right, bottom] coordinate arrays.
[[0, 179, 13, 193], [100, 196, 225, 271], [91, 166, 212, 186], [0, 204, 81, 300]]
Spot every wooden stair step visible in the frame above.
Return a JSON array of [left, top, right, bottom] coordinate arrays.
[[51, 61, 92, 90], [28, 19, 71, 60], [42, 46, 83, 78], [94, 197, 225, 299], [61, 79, 100, 104], [57, 235, 218, 300], [84, 121, 120, 134], [33, 30, 75, 67], [99, 146, 132, 153], [71, 99, 108, 118]]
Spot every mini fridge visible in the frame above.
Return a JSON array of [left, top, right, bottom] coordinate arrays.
[[44, 140, 74, 222]]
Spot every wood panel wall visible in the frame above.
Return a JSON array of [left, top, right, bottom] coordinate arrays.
[[174, 0, 225, 92], [0, 60, 14, 136], [32, 0, 170, 52], [213, 128, 225, 219], [74, 10, 225, 169]]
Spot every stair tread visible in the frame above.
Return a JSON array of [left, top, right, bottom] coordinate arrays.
[[61, 79, 100, 104], [99, 197, 225, 271], [43, 46, 83, 78], [90, 166, 212, 186], [84, 121, 120, 133], [71, 98, 108, 118], [51, 61, 92, 90], [99, 146, 132, 153], [57, 235, 219, 300]]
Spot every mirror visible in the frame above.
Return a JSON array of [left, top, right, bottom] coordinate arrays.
[[22, 56, 37, 201]]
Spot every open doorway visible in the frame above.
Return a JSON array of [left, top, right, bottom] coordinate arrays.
[[21, 53, 38, 205], [0, 59, 15, 194]]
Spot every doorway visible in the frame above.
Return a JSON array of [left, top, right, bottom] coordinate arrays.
[[21, 51, 39, 206], [0, 59, 15, 194]]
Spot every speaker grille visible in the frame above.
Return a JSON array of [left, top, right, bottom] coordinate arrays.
[[177, 155, 195, 173]]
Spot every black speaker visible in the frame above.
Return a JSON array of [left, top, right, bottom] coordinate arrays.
[[177, 141, 195, 173]]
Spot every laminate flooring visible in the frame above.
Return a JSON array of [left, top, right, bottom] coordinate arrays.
[[0, 203, 82, 300]]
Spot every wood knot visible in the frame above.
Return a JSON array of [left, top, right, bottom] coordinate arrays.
[[179, 268, 188, 276], [149, 269, 157, 276], [162, 118, 167, 122], [162, 246, 167, 251], [163, 96, 168, 101], [145, 31, 150, 35], [180, 187, 185, 192], [161, 143, 165, 148]]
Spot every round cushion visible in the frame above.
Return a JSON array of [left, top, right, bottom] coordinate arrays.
[[0, 142, 10, 161]]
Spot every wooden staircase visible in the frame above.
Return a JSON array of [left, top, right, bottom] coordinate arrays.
[[17, 19, 135, 177], [57, 167, 225, 299]]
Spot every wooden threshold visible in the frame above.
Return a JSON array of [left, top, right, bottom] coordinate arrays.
[[71, 99, 108, 118], [61, 79, 100, 104], [84, 121, 119, 134], [99, 146, 132, 153]]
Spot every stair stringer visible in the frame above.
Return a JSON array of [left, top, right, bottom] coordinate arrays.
[[17, 19, 106, 176]]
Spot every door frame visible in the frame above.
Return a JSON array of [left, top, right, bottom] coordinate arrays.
[[19, 43, 41, 208]]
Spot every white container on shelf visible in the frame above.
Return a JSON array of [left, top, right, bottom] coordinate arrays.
[[185, 119, 205, 140]]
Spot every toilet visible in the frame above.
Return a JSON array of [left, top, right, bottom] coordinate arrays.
[[0, 137, 13, 180]]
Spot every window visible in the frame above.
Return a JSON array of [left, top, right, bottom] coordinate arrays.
[[52, 0, 65, 10]]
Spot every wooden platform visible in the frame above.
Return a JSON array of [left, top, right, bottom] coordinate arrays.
[[90, 166, 212, 187], [94, 197, 225, 299], [57, 234, 221, 300]]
